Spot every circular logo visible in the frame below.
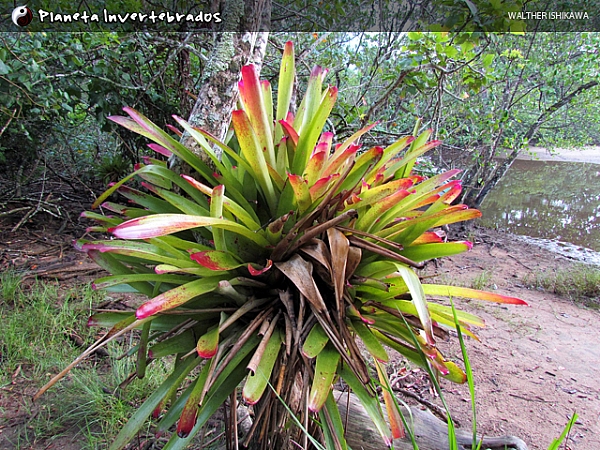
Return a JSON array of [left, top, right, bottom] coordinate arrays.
[[12, 6, 33, 27]]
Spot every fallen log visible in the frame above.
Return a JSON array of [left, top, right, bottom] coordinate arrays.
[[336, 391, 528, 450], [225, 390, 528, 450]]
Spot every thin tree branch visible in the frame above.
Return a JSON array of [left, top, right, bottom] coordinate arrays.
[[523, 80, 599, 142], [361, 63, 433, 126]]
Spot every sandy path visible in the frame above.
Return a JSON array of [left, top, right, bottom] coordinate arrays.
[[424, 229, 600, 450], [517, 146, 600, 164]]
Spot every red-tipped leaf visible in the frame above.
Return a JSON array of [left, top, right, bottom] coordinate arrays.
[[422, 285, 528, 305], [135, 277, 221, 319]]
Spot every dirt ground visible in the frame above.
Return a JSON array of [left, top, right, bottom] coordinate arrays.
[[1, 200, 599, 449], [519, 146, 600, 164], [424, 228, 600, 450]]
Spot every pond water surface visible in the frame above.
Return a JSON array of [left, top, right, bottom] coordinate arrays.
[[479, 159, 600, 255]]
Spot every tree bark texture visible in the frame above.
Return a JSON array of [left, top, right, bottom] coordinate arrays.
[[173, 0, 270, 173]]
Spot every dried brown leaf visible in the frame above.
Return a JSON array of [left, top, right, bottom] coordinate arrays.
[[300, 238, 332, 272], [275, 255, 326, 312], [345, 246, 362, 281], [327, 228, 349, 309]]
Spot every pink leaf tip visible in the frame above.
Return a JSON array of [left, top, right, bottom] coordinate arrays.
[[248, 260, 273, 276]]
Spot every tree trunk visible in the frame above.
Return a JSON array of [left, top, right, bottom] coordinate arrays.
[[170, 0, 270, 175]]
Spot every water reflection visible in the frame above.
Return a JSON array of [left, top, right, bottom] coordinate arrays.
[[480, 159, 600, 252]]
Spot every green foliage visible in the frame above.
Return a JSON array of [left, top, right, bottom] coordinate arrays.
[[274, 32, 599, 210], [413, 157, 441, 178], [0, 277, 175, 447], [263, 0, 526, 32], [39, 41, 526, 449], [548, 413, 578, 450], [0, 31, 208, 180], [524, 264, 600, 307], [470, 270, 494, 290], [459, 33, 600, 149], [1, 280, 96, 380], [0, 270, 21, 304], [97, 153, 132, 183]]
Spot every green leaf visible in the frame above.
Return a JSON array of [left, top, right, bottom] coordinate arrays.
[[210, 185, 227, 252], [275, 41, 295, 144], [82, 240, 199, 270], [87, 312, 135, 329], [395, 265, 435, 345], [422, 284, 528, 305], [189, 250, 244, 271], [338, 145, 383, 194], [155, 378, 195, 433], [176, 360, 212, 437], [347, 178, 413, 212], [355, 189, 411, 232], [91, 163, 209, 210], [135, 277, 222, 319], [172, 117, 229, 179], [339, 364, 392, 447], [308, 343, 341, 412], [375, 360, 405, 439], [196, 325, 220, 359], [243, 328, 282, 405], [110, 108, 217, 185], [136, 322, 151, 378], [0, 60, 10, 75], [276, 179, 297, 218], [116, 185, 181, 213], [142, 183, 209, 217], [302, 323, 329, 358], [110, 214, 270, 248], [380, 300, 481, 340], [350, 320, 388, 362], [239, 65, 275, 167], [294, 65, 325, 135], [288, 173, 312, 213], [148, 329, 196, 359], [449, 297, 477, 447], [320, 390, 349, 450], [548, 413, 579, 450], [85, 249, 155, 297], [379, 206, 482, 243], [108, 356, 201, 450], [428, 303, 484, 328], [292, 86, 337, 175], [162, 346, 255, 449], [92, 273, 192, 291], [231, 109, 278, 213], [399, 241, 473, 262], [368, 135, 415, 179], [181, 175, 261, 230]]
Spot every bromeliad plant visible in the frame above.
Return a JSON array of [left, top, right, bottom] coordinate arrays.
[[36, 42, 526, 449]]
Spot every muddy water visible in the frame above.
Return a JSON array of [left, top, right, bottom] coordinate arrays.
[[479, 159, 600, 257]]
